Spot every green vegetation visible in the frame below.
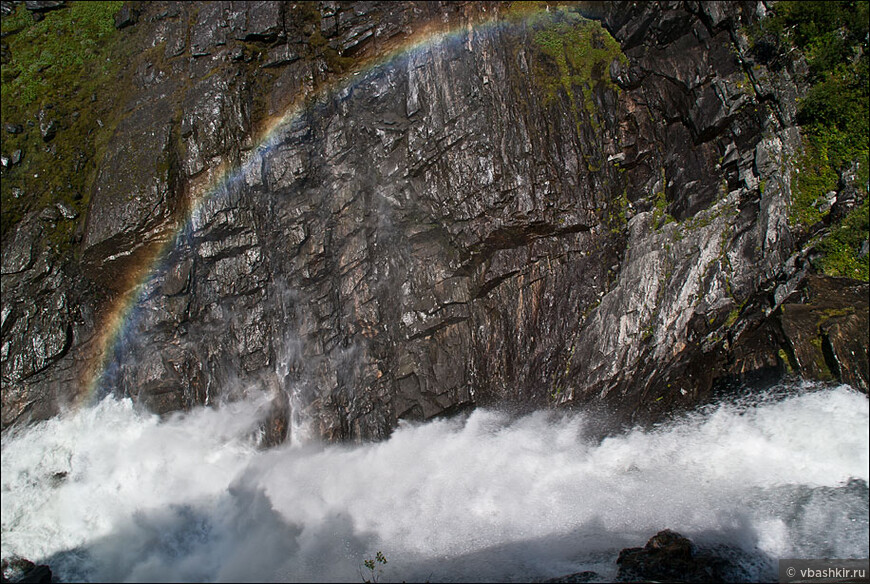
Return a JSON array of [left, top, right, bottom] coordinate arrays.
[[361, 551, 387, 584], [291, 2, 355, 73], [682, 201, 737, 234], [645, 167, 679, 231], [1, 1, 125, 242], [778, 348, 795, 374], [724, 308, 740, 328], [651, 188, 673, 230], [817, 305, 856, 325], [641, 323, 655, 342], [609, 188, 630, 233], [809, 336, 835, 379], [750, 1, 869, 281], [816, 198, 870, 279], [1, 2, 122, 105], [505, 1, 553, 20], [522, 6, 627, 122], [505, 3, 629, 227]]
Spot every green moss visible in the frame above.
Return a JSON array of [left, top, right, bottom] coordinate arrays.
[[724, 308, 740, 328], [817, 306, 856, 326], [681, 201, 736, 234], [322, 45, 356, 73], [809, 336, 834, 379], [1, 1, 126, 242], [641, 324, 655, 342], [790, 139, 844, 228], [1, 2, 123, 109], [815, 198, 870, 280], [505, 1, 552, 21], [686, 213, 712, 231], [778, 348, 795, 374], [288, 3, 354, 74], [652, 188, 671, 230], [734, 70, 756, 96], [525, 6, 627, 124], [752, 2, 868, 281], [608, 188, 630, 233], [294, 0, 322, 25]]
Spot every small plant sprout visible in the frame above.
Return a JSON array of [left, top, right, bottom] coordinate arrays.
[[361, 551, 387, 583]]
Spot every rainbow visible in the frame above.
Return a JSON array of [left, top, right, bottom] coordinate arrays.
[[80, 5, 559, 404]]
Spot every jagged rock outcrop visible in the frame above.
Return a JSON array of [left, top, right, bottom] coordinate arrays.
[[779, 275, 869, 390], [1, 1, 867, 441]]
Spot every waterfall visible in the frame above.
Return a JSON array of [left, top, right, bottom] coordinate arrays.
[[2, 382, 867, 582]]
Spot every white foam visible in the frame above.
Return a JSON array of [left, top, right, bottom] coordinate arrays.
[[2, 383, 867, 582]]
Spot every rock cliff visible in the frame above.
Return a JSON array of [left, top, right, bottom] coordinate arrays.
[[2, 1, 868, 442]]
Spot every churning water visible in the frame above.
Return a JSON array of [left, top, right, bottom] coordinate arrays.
[[2, 382, 868, 582]]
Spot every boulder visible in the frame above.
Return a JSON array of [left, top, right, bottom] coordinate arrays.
[[616, 530, 734, 582], [0, 556, 52, 584]]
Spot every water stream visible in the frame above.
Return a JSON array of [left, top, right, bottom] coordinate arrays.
[[2, 382, 867, 582]]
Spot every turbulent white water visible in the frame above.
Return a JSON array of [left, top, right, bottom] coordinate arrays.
[[2, 383, 868, 583]]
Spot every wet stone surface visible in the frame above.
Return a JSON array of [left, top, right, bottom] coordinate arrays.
[[1, 1, 866, 442]]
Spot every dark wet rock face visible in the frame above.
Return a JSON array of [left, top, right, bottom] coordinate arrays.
[[1, 1, 866, 441], [80, 96, 181, 290], [0, 211, 93, 429], [780, 276, 869, 391]]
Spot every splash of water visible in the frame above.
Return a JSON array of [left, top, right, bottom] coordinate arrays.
[[2, 383, 867, 582]]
